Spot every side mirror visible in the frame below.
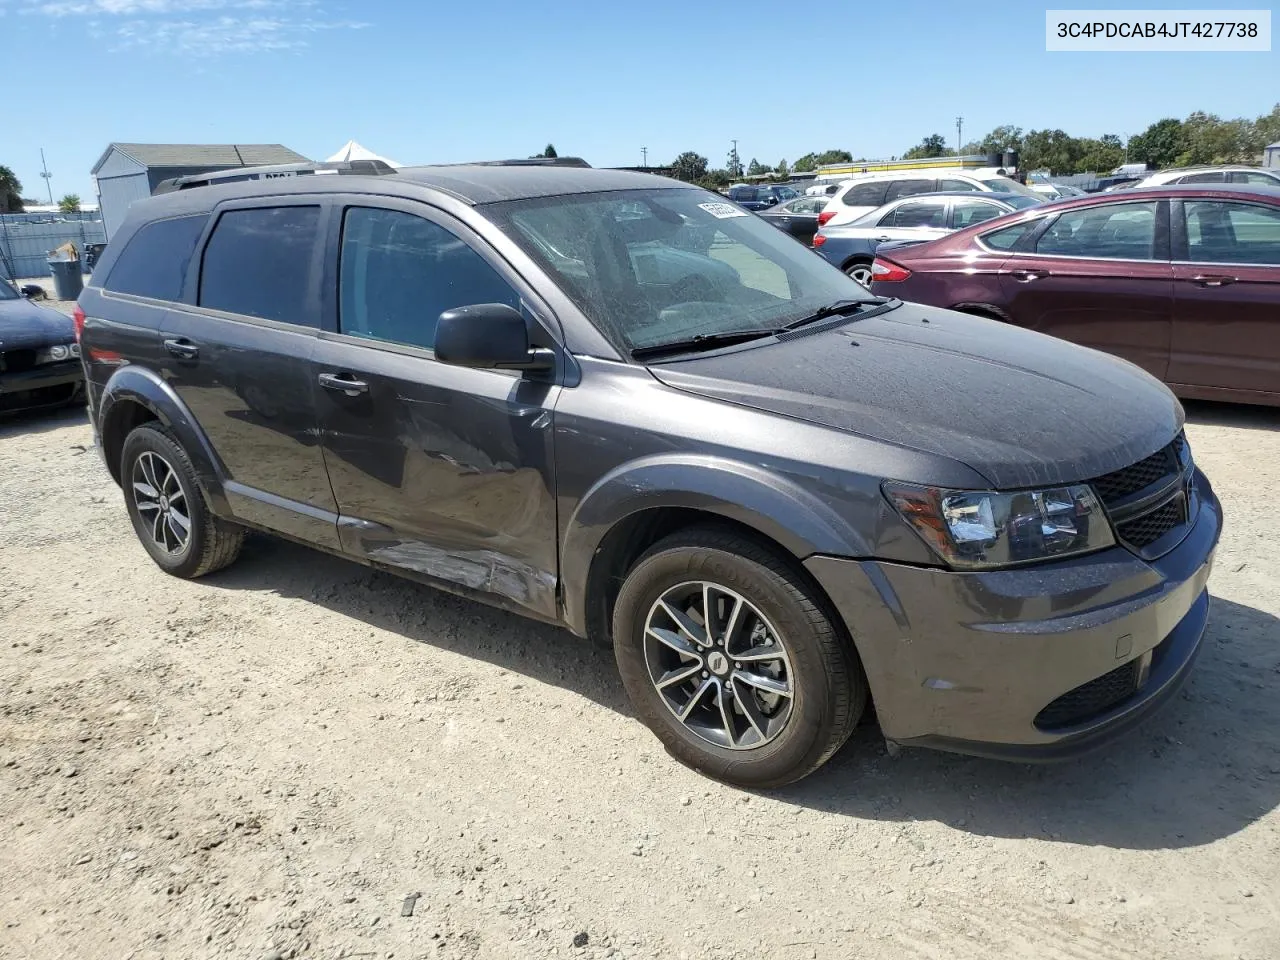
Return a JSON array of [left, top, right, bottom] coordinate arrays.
[[435, 303, 554, 371]]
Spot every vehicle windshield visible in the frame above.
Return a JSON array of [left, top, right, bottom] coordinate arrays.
[[978, 176, 1041, 199], [486, 187, 881, 353], [0, 281, 18, 301]]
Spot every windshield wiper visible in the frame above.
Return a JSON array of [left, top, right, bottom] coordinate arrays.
[[780, 298, 887, 331], [630, 328, 779, 360]]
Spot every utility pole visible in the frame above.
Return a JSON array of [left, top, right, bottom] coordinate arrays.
[[728, 139, 741, 178], [955, 117, 964, 156], [641, 146, 648, 168], [39, 148, 53, 204]]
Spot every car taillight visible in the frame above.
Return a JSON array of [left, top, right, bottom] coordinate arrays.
[[870, 258, 912, 282], [72, 304, 86, 342], [813, 234, 826, 247], [817, 210, 836, 226]]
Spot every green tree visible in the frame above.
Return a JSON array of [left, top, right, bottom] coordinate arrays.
[[529, 143, 558, 159], [902, 133, 952, 160], [1255, 103, 1280, 151], [58, 194, 81, 214], [814, 149, 852, 165], [1177, 111, 1258, 165], [696, 168, 732, 190], [1021, 128, 1083, 175], [670, 151, 709, 183], [726, 143, 743, 179], [792, 153, 818, 172], [0, 165, 23, 213], [746, 158, 772, 176], [776, 159, 789, 177], [974, 125, 1025, 153], [1075, 135, 1125, 174], [1125, 118, 1184, 168]]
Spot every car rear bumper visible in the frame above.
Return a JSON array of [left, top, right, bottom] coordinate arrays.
[[0, 360, 84, 414], [805, 467, 1221, 760]]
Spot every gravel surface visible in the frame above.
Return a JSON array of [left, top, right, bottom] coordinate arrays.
[[1, 402, 1279, 960]]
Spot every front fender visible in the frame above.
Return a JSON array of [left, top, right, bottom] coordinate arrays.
[[98, 365, 229, 514], [560, 454, 873, 636]]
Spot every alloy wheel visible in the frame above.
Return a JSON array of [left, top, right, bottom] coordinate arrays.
[[643, 581, 794, 750], [131, 451, 191, 554], [847, 263, 873, 286]]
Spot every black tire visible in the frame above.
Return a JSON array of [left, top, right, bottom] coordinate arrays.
[[844, 261, 873, 286], [613, 526, 866, 788], [120, 423, 244, 578]]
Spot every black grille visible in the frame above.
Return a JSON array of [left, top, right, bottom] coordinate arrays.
[[0, 349, 37, 374], [1090, 438, 1180, 505], [1116, 496, 1185, 548], [1035, 659, 1141, 729]]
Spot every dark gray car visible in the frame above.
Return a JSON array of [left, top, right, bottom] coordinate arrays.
[[1, 279, 84, 415], [77, 162, 1221, 787], [815, 191, 1042, 283]]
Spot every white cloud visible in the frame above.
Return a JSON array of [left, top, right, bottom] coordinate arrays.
[[3, 0, 364, 55]]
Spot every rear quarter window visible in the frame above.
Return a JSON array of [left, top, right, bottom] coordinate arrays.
[[103, 214, 209, 301], [980, 219, 1039, 250]]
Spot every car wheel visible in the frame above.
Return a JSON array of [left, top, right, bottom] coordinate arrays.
[[120, 423, 244, 578], [845, 262, 873, 286], [613, 526, 866, 787]]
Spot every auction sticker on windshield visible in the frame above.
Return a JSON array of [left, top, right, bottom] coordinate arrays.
[[698, 202, 748, 219]]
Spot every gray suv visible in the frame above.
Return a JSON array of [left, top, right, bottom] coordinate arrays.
[[75, 160, 1221, 786]]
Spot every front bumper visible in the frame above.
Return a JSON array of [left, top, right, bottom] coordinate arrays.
[[806, 467, 1222, 760], [0, 360, 84, 414]]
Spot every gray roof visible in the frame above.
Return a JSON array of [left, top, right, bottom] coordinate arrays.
[[92, 142, 308, 173], [394, 164, 679, 204]]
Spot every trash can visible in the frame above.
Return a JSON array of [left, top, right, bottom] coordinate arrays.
[[47, 257, 84, 301]]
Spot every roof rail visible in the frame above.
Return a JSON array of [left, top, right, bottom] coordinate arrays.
[[153, 159, 397, 194], [431, 157, 592, 169]]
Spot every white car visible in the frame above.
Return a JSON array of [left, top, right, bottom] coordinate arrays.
[[1135, 166, 1280, 187], [817, 169, 1041, 228], [1030, 182, 1086, 200], [804, 181, 842, 197]]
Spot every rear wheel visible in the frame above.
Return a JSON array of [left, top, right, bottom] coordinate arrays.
[[613, 526, 866, 787], [120, 423, 243, 578], [845, 261, 873, 286]]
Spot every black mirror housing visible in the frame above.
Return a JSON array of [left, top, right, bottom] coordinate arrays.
[[435, 303, 553, 371]]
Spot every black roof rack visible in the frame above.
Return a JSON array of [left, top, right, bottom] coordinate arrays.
[[153, 159, 397, 194]]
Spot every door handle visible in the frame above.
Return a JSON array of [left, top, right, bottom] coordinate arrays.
[[163, 338, 199, 360], [873, 236, 892, 242], [1191, 275, 1236, 287], [318, 372, 369, 396], [1010, 268, 1049, 282]]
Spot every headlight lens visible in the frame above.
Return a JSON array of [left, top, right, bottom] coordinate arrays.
[[884, 481, 1114, 569], [35, 343, 78, 364]]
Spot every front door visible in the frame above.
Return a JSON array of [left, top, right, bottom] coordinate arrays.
[[160, 201, 339, 548], [998, 199, 1173, 379], [314, 201, 561, 619], [1169, 197, 1280, 397]]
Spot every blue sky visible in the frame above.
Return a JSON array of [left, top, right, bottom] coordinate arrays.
[[2, 0, 1276, 202]]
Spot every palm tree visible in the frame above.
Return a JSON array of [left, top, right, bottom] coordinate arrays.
[[0, 165, 24, 213]]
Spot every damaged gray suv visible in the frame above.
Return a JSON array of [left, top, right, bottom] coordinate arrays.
[[77, 159, 1221, 786]]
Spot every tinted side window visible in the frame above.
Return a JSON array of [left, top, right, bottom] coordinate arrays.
[[842, 181, 889, 207], [199, 206, 320, 324], [1234, 171, 1280, 185], [952, 199, 1006, 229], [981, 219, 1039, 250], [1178, 171, 1225, 183], [937, 178, 981, 192], [339, 207, 520, 350], [1035, 202, 1157, 259], [105, 215, 208, 301], [1185, 201, 1280, 265], [883, 199, 947, 228], [885, 179, 938, 202]]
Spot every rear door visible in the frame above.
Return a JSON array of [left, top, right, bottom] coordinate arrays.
[[1168, 197, 1280, 397], [997, 199, 1173, 379], [312, 198, 562, 620], [871, 197, 951, 243], [160, 200, 339, 547]]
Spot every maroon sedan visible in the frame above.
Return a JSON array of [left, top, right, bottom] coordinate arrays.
[[868, 183, 1280, 406]]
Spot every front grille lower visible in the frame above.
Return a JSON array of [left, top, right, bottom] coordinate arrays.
[[1035, 659, 1141, 729], [1115, 496, 1185, 548]]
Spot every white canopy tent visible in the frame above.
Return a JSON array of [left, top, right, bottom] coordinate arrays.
[[326, 140, 402, 168]]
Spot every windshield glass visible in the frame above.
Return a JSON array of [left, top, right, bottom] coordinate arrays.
[[486, 187, 879, 353], [0, 281, 17, 301], [978, 176, 1041, 199]]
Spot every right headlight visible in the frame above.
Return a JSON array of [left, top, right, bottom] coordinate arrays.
[[884, 481, 1115, 569]]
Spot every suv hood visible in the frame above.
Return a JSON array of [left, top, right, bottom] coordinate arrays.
[[0, 298, 76, 350], [648, 305, 1182, 490]]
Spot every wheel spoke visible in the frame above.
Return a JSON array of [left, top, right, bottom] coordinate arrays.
[[720, 593, 745, 651], [135, 499, 161, 513], [733, 670, 791, 698], [150, 508, 166, 547], [646, 626, 698, 659], [715, 681, 737, 747], [733, 644, 786, 663], [655, 662, 702, 690], [733, 677, 771, 740], [139, 453, 161, 493], [677, 677, 715, 721], [132, 480, 159, 500], [658, 600, 709, 648], [168, 507, 191, 535]]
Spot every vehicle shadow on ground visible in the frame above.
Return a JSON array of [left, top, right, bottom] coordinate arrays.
[[215, 537, 1280, 851], [0, 404, 87, 439], [1184, 399, 1280, 432]]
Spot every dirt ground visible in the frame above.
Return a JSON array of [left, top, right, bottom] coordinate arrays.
[[2, 397, 1279, 960]]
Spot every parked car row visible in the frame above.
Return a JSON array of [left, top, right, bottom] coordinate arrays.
[[0, 278, 84, 415]]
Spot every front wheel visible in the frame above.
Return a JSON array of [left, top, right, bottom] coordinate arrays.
[[845, 261, 874, 286], [613, 527, 866, 787]]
